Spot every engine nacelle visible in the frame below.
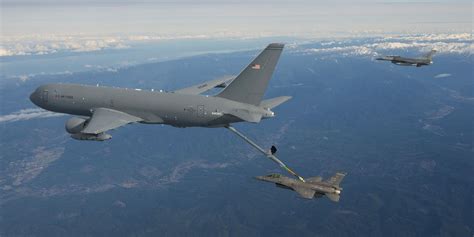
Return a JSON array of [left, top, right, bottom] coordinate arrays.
[[65, 117, 88, 134], [71, 133, 112, 141], [65, 117, 112, 141]]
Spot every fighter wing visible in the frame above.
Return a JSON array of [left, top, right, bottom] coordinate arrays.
[[305, 176, 322, 183], [82, 108, 143, 134], [293, 187, 316, 199], [173, 76, 235, 95]]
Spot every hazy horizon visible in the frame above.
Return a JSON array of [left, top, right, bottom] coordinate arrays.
[[1, 0, 471, 38]]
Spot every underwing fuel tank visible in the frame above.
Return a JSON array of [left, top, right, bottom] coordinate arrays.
[[70, 133, 112, 141]]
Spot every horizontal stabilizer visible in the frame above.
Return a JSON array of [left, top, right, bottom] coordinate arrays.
[[326, 193, 340, 202], [260, 96, 292, 109]]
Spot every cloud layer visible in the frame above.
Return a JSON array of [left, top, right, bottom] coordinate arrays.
[[0, 108, 64, 123], [2, 33, 471, 58], [0, 35, 129, 57], [0, 32, 270, 57], [296, 33, 473, 57], [434, 73, 452, 79]]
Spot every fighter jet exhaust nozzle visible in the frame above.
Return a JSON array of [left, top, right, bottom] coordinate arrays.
[[262, 109, 275, 119]]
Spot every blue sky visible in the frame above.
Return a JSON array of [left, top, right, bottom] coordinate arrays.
[[1, 0, 471, 37]]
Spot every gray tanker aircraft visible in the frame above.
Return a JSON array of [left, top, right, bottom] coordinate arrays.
[[376, 49, 436, 67], [30, 43, 290, 141], [255, 173, 346, 201]]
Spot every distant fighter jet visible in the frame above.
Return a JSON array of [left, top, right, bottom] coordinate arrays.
[[30, 43, 290, 141], [255, 172, 346, 201], [376, 50, 436, 67]]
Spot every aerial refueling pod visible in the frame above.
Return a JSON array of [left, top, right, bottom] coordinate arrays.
[[65, 117, 111, 141]]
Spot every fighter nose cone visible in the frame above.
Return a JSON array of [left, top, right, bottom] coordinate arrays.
[[254, 176, 272, 182]]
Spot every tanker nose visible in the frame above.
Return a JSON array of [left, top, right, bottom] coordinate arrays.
[[29, 89, 39, 106]]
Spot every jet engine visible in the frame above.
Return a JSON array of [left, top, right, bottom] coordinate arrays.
[[65, 117, 87, 134], [65, 117, 112, 141]]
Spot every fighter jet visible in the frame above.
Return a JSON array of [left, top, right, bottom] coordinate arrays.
[[29, 43, 290, 141], [255, 173, 346, 201], [376, 49, 436, 67]]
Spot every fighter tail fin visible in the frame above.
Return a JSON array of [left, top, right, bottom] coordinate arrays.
[[216, 43, 284, 105], [325, 172, 346, 188], [423, 49, 437, 60]]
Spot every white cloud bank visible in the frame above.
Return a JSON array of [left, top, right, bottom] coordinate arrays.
[[382, 33, 471, 42], [0, 32, 272, 57], [297, 33, 473, 57], [2, 33, 471, 57], [0, 108, 64, 123], [434, 73, 452, 79], [0, 35, 129, 57]]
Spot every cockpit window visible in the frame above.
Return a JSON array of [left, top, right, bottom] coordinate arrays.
[[266, 174, 281, 178]]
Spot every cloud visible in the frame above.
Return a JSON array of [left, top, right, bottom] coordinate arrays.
[[297, 33, 472, 57], [382, 33, 472, 42], [370, 42, 472, 54], [0, 32, 269, 57], [83, 64, 119, 72], [0, 48, 15, 57], [434, 73, 452, 79], [0, 35, 130, 57], [2, 33, 472, 58], [0, 108, 64, 123], [17, 75, 30, 82], [302, 45, 375, 56], [9, 71, 73, 82]]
